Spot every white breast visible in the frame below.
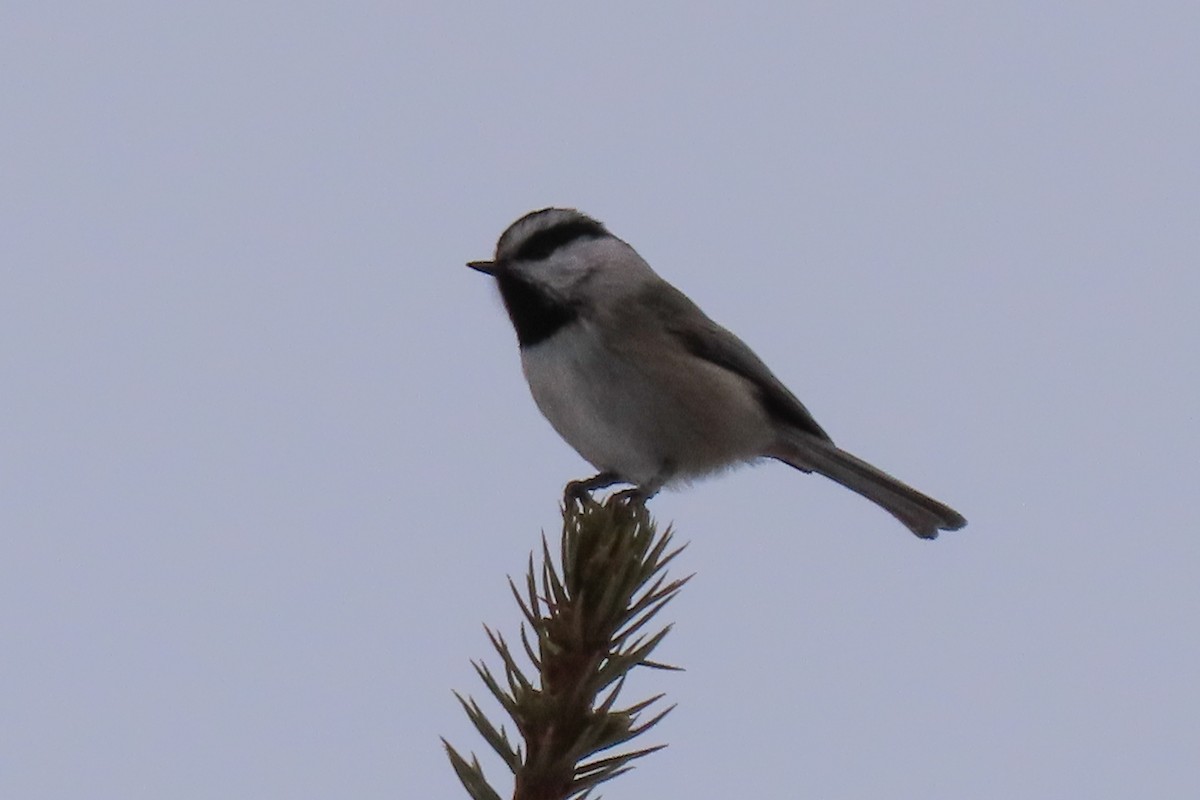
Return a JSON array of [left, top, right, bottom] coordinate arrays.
[[519, 321, 774, 487], [520, 324, 666, 485]]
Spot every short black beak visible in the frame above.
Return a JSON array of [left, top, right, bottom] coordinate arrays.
[[467, 260, 496, 275]]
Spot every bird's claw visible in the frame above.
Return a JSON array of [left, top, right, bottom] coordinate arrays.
[[563, 471, 621, 506]]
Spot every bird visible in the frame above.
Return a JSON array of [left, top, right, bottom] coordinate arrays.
[[467, 208, 966, 539]]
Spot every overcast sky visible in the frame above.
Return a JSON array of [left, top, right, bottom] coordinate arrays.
[[4, 3, 1198, 798]]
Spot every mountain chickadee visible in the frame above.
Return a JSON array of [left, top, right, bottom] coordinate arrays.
[[468, 208, 966, 539]]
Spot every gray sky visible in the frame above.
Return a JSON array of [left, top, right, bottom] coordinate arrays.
[[4, 3, 1198, 798]]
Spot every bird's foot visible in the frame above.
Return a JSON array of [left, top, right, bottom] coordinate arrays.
[[563, 471, 621, 505], [610, 485, 659, 506]]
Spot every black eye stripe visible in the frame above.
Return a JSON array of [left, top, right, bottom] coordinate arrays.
[[510, 219, 608, 262], [495, 271, 580, 347]]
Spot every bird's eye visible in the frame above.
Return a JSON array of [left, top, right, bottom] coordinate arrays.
[[511, 220, 607, 262]]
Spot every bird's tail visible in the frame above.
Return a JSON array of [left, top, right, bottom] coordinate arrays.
[[772, 433, 966, 539]]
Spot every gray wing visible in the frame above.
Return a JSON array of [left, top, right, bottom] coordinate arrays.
[[630, 281, 832, 443]]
